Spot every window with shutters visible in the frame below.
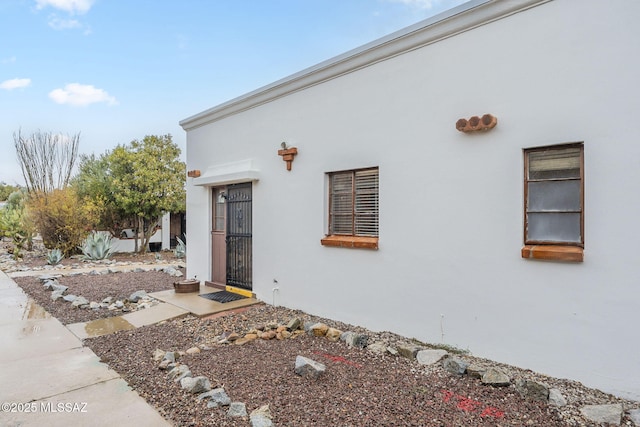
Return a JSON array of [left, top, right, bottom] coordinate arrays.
[[522, 143, 584, 262], [321, 167, 379, 249]]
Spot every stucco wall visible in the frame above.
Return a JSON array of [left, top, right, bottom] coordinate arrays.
[[183, 0, 640, 399]]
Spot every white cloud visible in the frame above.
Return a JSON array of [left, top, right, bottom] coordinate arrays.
[[35, 0, 94, 14], [0, 78, 32, 90], [47, 15, 81, 30], [2, 56, 17, 64], [49, 83, 117, 106]]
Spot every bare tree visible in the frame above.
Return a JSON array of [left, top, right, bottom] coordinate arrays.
[[13, 129, 80, 194]]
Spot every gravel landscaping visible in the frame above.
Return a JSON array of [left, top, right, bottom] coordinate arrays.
[[13, 270, 178, 324], [84, 303, 639, 426], [4, 245, 639, 426]]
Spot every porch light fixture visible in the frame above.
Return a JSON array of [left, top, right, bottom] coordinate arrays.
[[278, 142, 298, 171], [456, 114, 497, 133]]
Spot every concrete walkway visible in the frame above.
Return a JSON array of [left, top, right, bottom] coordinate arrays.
[[0, 271, 171, 427]]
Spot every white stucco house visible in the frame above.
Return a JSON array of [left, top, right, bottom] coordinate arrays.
[[180, 0, 640, 400]]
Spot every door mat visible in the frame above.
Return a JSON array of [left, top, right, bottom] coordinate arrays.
[[200, 291, 248, 304]]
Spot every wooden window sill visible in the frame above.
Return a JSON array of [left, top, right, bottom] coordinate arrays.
[[321, 235, 378, 250], [521, 245, 583, 262]]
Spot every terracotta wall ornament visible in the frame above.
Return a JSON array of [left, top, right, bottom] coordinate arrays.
[[187, 169, 201, 178], [278, 142, 298, 171], [456, 114, 498, 133]]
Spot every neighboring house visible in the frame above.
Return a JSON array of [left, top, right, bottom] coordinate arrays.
[[110, 212, 185, 253], [180, 0, 640, 400]]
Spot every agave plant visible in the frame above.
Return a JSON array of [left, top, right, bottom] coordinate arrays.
[[80, 231, 115, 261], [174, 236, 186, 259], [46, 248, 64, 265]]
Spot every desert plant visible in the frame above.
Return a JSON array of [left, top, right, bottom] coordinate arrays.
[[174, 236, 186, 259], [0, 194, 34, 259], [28, 188, 100, 257], [46, 248, 64, 265], [80, 231, 115, 260]]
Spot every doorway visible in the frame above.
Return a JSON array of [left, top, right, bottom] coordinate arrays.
[[211, 183, 252, 290]]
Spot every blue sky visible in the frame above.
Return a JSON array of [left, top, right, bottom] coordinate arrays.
[[0, 0, 467, 185]]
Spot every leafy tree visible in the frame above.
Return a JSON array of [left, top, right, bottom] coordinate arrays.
[[72, 153, 131, 236], [13, 129, 80, 194], [109, 134, 185, 253]]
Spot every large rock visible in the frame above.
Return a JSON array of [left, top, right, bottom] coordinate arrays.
[[227, 402, 247, 418], [200, 387, 231, 408], [628, 408, 640, 426], [309, 323, 329, 337], [442, 357, 468, 375], [481, 368, 511, 387], [51, 290, 65, 301], [286, 317, 302, 331], [250, 404, 273, 427], [367, 342, 388, 354], [152, 348, 166, 361], [71, 296, 90, 307], [325, 327, 342, 342], [50, 283, 68, 293], [294, 355, 326, 379], [180, 376, 212, 394], [397, 343, 422, 360], [168, 364, 191, 382], [62, 294, 77, 302], [579, 404, 623, 425], [340, 331, 368, 349], [129, 290, 148, 303], [163, 351, 178, 363], [548, 388, 567, 407], [515, 379, 549, 401], [416, 349, 448, 366]]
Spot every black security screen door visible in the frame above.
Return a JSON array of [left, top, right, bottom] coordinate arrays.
[[226, 183, 252, 290]]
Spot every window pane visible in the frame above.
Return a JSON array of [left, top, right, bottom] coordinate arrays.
[[528, 180, 581, 211], [527, 212, 581, 243], [528, 147, 581, 180]]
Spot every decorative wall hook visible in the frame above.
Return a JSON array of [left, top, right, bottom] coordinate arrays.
[[456, 114, 497, 133], [278, 143, 298, 171], [187, 169, 201, 177]]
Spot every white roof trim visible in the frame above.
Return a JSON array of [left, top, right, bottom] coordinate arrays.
[[192, 159, 260, 187], [180, 0, 549, 131]]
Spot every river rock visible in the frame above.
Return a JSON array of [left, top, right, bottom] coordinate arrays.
[[579, 403, 623, 425], [202, 387, 232, 408], [71, 296, 89, 307], [227, 402, 247, 417], [129, 290, 148, 302], [325, 327, 342, 342], [443, 357, 468, 375], [482, 368, 511, 387], [294, 355, 326, 379], [548, 388, 567, 407], [250, 404, 273, 427], [516, 379, 549, 401], [180, 376, 212, 394], [416, 349, 448, 365]]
